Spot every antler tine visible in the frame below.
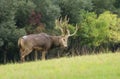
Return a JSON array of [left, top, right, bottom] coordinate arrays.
[[59, 16, 69, 36], [59, 17, 63, 26], [62, 16, 70, 35], [67, 29, 70, 36], [69, 24, 79, 37], [64, 15, 69, 26], [55, 19, 64, 35]]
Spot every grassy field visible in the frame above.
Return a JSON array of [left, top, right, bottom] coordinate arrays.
[[0, 52, 120, 79]]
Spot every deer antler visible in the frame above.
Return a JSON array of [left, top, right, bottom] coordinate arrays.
[[55, 16, 78, 36], [55, 16, 69, 36], [55, 19, 64, 35], [67, 24, 79, 37]]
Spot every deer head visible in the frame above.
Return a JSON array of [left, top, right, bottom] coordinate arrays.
[[55, 16, 78, 47]]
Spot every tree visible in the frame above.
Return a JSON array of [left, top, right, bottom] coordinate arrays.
[[98, 11, 120, 43], [114, 0, 120, 8], [78, 11, 99, 46], [0, 0, 26, 63], [113, 0, 120, 17], [57, 0, 93, 24], [78, 11, 120, 47], [92, 0, 116, 14], [32, 0, 60, 29], [15, 0, 36, 28]]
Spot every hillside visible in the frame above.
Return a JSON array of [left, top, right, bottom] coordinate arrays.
[[0, 52, 120, 79]]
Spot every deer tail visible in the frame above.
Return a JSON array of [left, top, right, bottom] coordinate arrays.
[[18, 37, 24, 48]]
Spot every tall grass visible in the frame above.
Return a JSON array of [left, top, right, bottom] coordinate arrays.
[[0, 52, 120, 79]]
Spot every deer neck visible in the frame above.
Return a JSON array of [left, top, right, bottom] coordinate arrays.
[[50, 36, 61, 47]]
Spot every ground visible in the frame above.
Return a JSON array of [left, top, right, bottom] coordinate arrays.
[[0, 52, 120, 79]]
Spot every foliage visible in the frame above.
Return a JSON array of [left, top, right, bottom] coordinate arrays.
[[98, 11, 120, 43], [57, 0, 93, 24], [78, 11, 98, 46], [92, 0, 116, 14], [78, 11, 120, 46], [113, 0, 120, 16], [0, 0, 26, 63], [0, 0, 17, 46], [32, 0, 60, 29], [15, 0, 36, 28], [114, 0, 120, 8]]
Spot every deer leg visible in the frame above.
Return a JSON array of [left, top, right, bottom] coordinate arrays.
[[24, 49, 32, 57], [20, 55, 25, 62], [20, 49, 25, 62], [20, 48, 32, 62], [34, 50, 38, 61], [41, 51, 47, 60]]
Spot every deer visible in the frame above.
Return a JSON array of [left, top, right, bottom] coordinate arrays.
[[18, 17, 78, 62]]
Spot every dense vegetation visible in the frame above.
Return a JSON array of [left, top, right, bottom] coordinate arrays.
[[0, 0, 120, 63], [0, 52, 120, 79]]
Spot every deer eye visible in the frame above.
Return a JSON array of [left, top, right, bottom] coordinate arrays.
[[63, 39, 65, 41]]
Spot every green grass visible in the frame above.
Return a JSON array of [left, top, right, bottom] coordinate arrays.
[[0, 52, 120, 79]]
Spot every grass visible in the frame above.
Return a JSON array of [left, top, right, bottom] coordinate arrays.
[[0, 52, 120, 79]]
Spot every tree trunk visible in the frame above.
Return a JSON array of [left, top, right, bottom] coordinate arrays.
[[3, 51, 7, 64]]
